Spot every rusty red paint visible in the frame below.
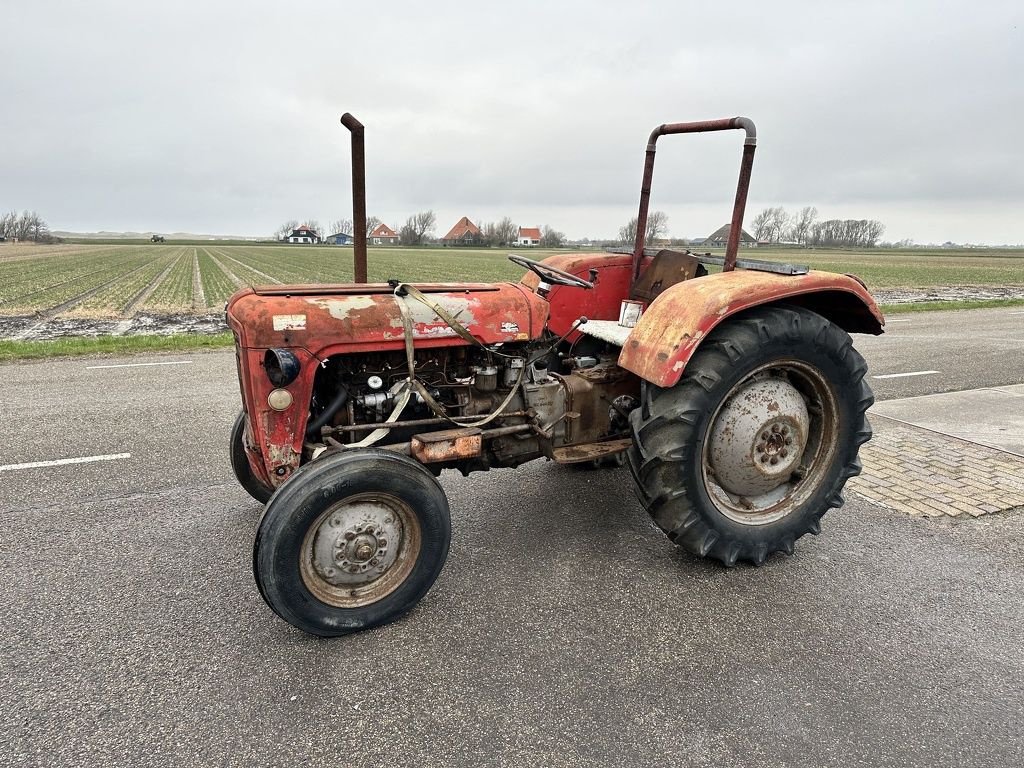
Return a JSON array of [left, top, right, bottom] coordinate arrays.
[[226, 282, 549, 485], [617, 269, 885, 388], [518, 252, 653, 338]]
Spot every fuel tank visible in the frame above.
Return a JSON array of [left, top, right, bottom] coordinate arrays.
[[226, 282, 550, 355]]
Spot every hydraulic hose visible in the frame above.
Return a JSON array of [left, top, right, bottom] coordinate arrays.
[[305, 384, 349, 440]]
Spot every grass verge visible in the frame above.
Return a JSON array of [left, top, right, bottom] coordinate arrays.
[[0, 331, 234, 362], [881, 298, 1024, 314]]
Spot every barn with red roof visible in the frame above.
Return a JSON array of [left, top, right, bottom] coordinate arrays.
[[440, 217, 483, 247]]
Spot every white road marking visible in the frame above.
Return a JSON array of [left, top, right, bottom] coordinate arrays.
[[885, 319, 912, 323], [1009, 311, 1024, 315], [0, 453, 131, 472], [86, 360, 192, 370], [872, 370, 940, 380]]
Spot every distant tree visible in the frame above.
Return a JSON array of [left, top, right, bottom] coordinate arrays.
[[540, 224, 565, 248], [329, 218, 353, 236], [787, 206, 817, 246], [751, 206, 788, 243], [305, 219, 321, 237], [750, 208, 773, 241], [768, 207, 789, 243], [481, 216, 518, 247], [618, 210, 668, 246], [365, 215, 382, 234], [808, 218, 885, 247], [275, 219, 299, 240], [0, 210, 17, 239], [0, 210, 58, 243], [399, 209, 436, 245]]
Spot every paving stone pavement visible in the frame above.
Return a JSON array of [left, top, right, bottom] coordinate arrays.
[[850, 414, 1024, 518]]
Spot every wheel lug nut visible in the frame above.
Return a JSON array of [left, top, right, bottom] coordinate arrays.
[[771, 424, 781, 434], [377, 539, 387, 547], [785, 437, 792, 445], [780, 449, 788, 458], [769, 456, 779, 465], [761, 432, 769, 441], [344, 532, 355, 541]]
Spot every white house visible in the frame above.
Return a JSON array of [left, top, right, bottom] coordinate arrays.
[[285, 225, 320, 244], [517, 226, 541, 247]]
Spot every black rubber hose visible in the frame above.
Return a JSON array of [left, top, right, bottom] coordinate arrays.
[[305, 384, 349, 440]]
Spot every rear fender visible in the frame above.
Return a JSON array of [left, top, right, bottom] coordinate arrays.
[[617, 269, 884, 388]]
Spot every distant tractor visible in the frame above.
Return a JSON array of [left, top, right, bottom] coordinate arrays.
[[227, 114, 882, 636], [150, 234, 165, 243]]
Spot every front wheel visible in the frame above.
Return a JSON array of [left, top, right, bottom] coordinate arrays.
[[253, 449, 451, 636], [628, 306, 873, 566]]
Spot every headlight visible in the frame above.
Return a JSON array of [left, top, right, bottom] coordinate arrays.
[[264, 348, 301, 387]]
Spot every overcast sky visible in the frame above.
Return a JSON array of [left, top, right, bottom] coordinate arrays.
[[3, 1, 1022, 244]]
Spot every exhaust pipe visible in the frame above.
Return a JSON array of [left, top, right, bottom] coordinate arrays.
[[340, 113, 368, 283]]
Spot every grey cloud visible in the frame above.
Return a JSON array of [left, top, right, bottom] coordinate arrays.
[[2, 0, 1021, 242]]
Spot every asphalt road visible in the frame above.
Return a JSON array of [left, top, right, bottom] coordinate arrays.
[[858, 306, 1024, 400], [2, 306, 1023, 767]]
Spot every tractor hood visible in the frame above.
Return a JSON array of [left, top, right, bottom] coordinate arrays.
[[226, 282, 549, 356]]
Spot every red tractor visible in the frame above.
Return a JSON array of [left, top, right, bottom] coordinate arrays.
[[227, 115, 882, 636]]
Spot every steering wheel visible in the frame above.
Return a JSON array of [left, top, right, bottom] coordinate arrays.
[[507, 254, 594, 289]]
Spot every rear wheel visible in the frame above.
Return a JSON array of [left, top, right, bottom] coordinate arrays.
[[628, 306, 873, 566], [253, 449, 451, 636], [230, 412, 274, 504]]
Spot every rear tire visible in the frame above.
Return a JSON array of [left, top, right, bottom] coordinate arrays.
[[628, 306, 873, 566], [253, 449, 451, 636], [230, 412, 274, 504]]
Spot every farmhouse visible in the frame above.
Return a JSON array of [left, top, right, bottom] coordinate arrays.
[[327, 232, 354, 245], [368, 223, 399, 245], [517, 227, 541, 247], [705, 224, 755, 247], [441, 216, 483, 246], [285, 225, 321, 244]]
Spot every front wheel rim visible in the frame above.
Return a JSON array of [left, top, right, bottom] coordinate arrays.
[[701, 359, 839, 526], [299, 492, 422, 608]]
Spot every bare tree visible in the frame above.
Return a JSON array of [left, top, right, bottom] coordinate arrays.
[[495, 216, 518, 247], [305, 219, 321, 238], [329, 218, 353, 236], [787, 206, 817, 246], [0, 210, 18, 239], [275, 219, 299, 240], [618, 210, 669, 246], [481, 216, 519, 247], [399, 210, 436, 245], [750, 208, 773, 241], [365, 215, 382, 235], [808, 218, 886, 247], [540, 224, 565, 248], [751, 206, 790, 243], [768, 207, 789, 243]]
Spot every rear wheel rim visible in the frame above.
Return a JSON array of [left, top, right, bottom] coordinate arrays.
[[701, 359, 838, 526], [299, 492, 421, 608]]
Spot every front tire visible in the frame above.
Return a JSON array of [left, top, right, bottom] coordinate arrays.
[[253, 449, 451, 636], [628, 306, 873, 566]]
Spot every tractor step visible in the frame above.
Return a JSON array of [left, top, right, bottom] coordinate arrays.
[[578, 319, 633, 347]]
